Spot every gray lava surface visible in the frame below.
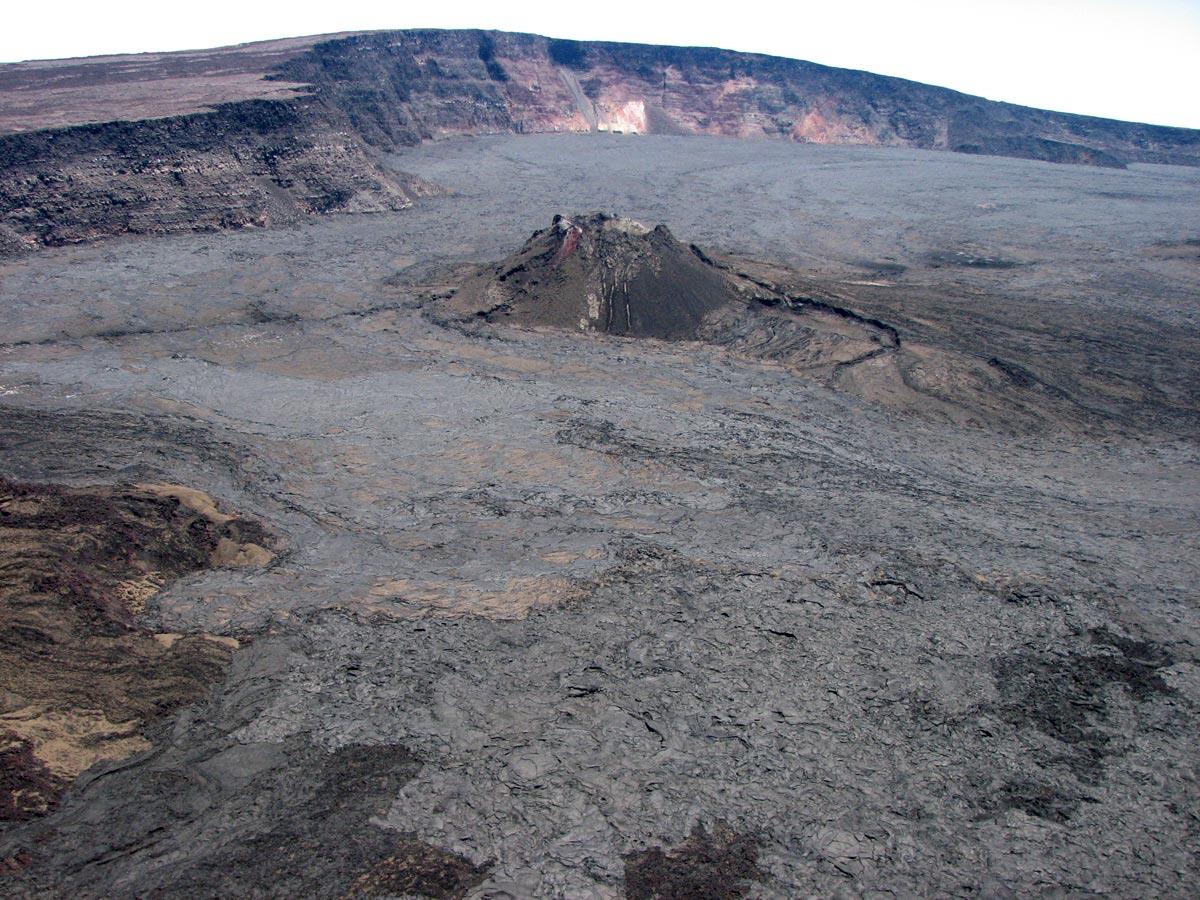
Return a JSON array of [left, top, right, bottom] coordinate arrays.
[[1, 135, 1198, 897]]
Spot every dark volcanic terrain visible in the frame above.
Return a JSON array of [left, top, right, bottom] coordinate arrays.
[[450, 213, 749, 339], [0, 108, 1198, 898]]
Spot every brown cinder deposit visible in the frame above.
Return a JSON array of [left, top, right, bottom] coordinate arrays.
[[0, 479, 274, 820]]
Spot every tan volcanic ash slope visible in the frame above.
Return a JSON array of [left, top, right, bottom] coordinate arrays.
[[0, 480, 274, 822]]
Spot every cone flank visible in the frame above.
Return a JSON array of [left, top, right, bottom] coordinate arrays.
[[452, 212, 742, 340]]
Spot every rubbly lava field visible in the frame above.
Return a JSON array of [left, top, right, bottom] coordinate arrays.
[[1, 28, 1199, 899]]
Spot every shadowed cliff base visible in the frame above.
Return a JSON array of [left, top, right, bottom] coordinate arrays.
[[0, 103, 440, 253]]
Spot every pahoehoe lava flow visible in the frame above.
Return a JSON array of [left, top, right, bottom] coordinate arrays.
[[0, 25, 1198, 900]]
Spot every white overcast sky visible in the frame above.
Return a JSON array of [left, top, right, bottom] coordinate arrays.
[[4, 0, 1198, 128]]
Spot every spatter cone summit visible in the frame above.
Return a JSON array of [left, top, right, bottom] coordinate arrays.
[[451, 213, 749, 339], [449, 212, 897, 363]]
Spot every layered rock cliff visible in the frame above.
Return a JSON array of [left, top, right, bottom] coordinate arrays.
[[1, 29, 1197, 252], [0, 99, 435, 251], [277, 31, 1198, 167]]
